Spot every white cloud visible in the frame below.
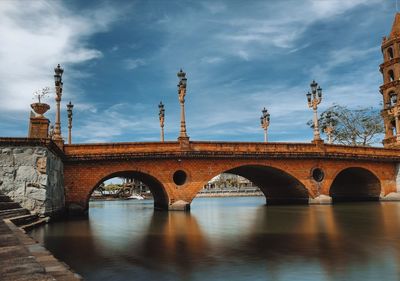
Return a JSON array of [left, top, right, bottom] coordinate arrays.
[[73, 103, 159, 143], [124, 58, 146, 70], [202, 2, 226, 14], [0, 1, 121, 112], [213, 0, 381, 58], [201, 56, 224, 64]]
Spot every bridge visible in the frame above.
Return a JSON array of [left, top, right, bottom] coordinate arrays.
[[60, 140, 400, 214]]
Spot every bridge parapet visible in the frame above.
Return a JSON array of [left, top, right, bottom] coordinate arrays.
[[63, 141, 400, 162]]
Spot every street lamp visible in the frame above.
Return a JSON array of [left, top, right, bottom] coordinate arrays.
[[53, 64, 64, 141], [324, 112, 334, 144], [387, 93, 400, 141], [177, 69, 189, 141], [158, 101, 165, 142], [66, 101, 74, 144], [260, 107, 270, 142], [306, 80, 323, 142]]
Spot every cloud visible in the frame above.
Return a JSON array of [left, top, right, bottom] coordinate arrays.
[[202, 2, 226, 14], [200, 56, 224, 64], [0, 1, 121, 113], [73, 103, 160, 143], [211, 0, 381, 58], [124, 58, 146, 70], [314, 46, 378, 75]]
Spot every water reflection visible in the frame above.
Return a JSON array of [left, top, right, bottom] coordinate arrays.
[[29, 198, 400, 281]]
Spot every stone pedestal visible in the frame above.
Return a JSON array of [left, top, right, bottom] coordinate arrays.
[[178, 136, 190, 150], [28, 117, 49, 139], [311, 139, 324, 145]]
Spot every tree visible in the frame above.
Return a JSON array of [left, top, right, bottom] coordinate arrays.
[[308, 105, 384, 146]]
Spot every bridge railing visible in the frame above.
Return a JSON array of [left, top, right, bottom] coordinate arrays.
[[63, 140, 400, 161]]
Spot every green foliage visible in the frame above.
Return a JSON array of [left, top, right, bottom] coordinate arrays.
[[103, 184, 122, 191], [308, 105, 384, 146]]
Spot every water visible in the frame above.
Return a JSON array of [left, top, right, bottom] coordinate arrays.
[[29, 197, 400, 281]]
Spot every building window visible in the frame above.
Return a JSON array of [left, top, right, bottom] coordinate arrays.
[[388, 47, 394, 60], [389, 70, 395, 82], [390, 92, 398, 107]]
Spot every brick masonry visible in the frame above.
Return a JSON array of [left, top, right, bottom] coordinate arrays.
[[62, 141, 400, 214]]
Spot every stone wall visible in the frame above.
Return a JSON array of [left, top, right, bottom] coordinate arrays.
[[0, 146, 64, 216], [396, 163, 400, 192]]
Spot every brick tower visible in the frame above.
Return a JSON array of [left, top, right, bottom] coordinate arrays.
[[381, 13, 400, 148]]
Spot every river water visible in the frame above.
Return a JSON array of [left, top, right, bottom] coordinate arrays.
[[29, 197, 400, 281]]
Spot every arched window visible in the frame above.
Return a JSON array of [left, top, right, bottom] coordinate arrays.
[[388, 47, 394, 60], [388, 70, 395, 82], [390, 92, 398, 106]]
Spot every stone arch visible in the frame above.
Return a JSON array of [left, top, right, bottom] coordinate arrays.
[[89, 170, 169, 210], [198, 164, 310, 205], [329, 167, 381, 202]]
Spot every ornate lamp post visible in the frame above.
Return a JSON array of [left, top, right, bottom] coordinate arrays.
[[49, 123, 54, 139], [158, 101, 165, 142], [324, 112, 334, 144], [177, 69, 189, 141], [387, 94, 400, 141], [306, 80, 323, 142], [53, 64, 64, 141], [66, 101, 74, 144], [260, 107, 270, 142]]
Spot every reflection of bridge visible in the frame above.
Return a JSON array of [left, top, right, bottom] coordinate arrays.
[[63, 141, 400, 215]]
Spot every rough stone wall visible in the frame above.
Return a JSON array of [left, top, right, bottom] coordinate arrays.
[[0, 146, 64, 216]]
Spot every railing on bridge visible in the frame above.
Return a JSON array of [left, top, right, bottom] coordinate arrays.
[[1, 138, 399, 162]]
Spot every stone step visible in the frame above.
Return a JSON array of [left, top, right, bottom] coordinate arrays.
[[0, 195, 12, 202], [0, 202, 21, 210], [21, 217, 49, 231], [10, 214, 39, 227], [0, 208, 30, 219]]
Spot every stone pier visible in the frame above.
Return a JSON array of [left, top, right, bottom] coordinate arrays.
[[0, 139, 65, 217]]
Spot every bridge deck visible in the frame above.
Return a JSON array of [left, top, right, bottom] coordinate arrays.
[[63, 141, 400, 162], [1, 138, 399, 162]]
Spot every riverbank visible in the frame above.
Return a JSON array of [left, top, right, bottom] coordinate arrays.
[[90, 189, 263, 201], [196, 188, 263, 198], [0, 191, 83, 280], [0, 217, 83, 280]]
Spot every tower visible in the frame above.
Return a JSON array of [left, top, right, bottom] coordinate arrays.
[[381, 13, 400, 147]]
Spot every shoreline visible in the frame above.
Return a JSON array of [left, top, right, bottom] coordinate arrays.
[[1, 217, 82, 280]]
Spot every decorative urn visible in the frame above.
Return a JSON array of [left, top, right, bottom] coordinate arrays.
[[31, 102, 50, 117]]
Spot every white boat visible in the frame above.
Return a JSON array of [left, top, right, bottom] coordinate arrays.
[[127, 193, 144, 200]]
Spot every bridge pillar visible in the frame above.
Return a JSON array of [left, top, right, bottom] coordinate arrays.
[[381, 163, 400, 201]]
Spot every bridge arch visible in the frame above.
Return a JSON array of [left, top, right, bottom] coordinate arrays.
[[195, 164, 310, 205], [329, 167, 381, 202], [89, 170, 169, 210]]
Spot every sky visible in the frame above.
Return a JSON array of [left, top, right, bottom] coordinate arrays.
[[0, 0, 397, 144]]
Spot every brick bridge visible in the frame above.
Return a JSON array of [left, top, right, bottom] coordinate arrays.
[[61, 140, 400, 214]]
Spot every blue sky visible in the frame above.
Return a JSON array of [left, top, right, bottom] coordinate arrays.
[[0, 0, 396, 144]]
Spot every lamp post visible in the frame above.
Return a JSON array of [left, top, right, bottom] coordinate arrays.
[[306, 80, 323, 142], [66, 101, 74, 144], [177, 69, 189, 140], [387, 94, 400, 141], [158, 101, 165, 142], [53, 64, 64, 141], [324, 112, 334, 144], [260, 107, 270, 142], [49, 123, 54, 139]]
